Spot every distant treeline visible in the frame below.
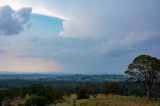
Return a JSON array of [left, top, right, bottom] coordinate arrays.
[[0, 79, 160, 97]]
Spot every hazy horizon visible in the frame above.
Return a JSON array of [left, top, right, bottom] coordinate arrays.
[[0, 70, 125, 75], [0, 0, 160, 74]]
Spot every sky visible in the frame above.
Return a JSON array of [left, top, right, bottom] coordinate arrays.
[[0, 0, 160, 74]]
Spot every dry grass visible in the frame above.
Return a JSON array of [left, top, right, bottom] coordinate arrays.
[[50, 94, 158, 106]]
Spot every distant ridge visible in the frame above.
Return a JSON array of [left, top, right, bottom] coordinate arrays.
[[0, 73, 127, 82]]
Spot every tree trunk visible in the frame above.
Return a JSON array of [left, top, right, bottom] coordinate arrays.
[[147, 87, 151, 99], [145, 76, 153, 100]]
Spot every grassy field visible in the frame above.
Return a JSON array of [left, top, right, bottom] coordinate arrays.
[[50, 94, 158, 106]]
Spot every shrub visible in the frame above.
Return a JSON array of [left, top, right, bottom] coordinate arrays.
[[4, 104, 14, 106], [103, 82, 120, 94], [17, 103, 25, 106], [25, 96, 47, 106], [77, 87, 90, 100]]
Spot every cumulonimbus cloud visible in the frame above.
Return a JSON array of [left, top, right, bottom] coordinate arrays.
[[101, 31, 160, 54], [0, 5, 32, 35]]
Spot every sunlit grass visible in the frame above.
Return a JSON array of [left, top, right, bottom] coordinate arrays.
[[50, 94, 158, 106]]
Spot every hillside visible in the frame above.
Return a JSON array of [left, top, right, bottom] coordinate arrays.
[[50, 94, 158, 106]]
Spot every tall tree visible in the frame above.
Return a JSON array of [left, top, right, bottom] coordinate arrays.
[[125, 55, 160, 99]]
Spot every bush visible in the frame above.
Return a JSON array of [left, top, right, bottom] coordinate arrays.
[[17, 103, 25, 106], [103, 82, 120, 94], [25, 96, 47, 106], [77, 87, 90, 100], [45, 85, 56, 103], [4, 104, 14, 106]]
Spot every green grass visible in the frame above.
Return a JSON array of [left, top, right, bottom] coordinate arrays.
[[50, 94, 158, 106]]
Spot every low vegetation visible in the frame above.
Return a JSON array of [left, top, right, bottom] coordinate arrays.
[[0, 84, 66, 106], [50, 94, 158, 106]]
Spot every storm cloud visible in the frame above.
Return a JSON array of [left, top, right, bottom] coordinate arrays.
[[0, 5, 32, 35]]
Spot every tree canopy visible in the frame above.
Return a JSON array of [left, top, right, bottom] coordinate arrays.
[[125, 55, 160, 99]]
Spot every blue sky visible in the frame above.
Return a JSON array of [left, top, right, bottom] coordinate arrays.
[[0, 0, 160, 74]]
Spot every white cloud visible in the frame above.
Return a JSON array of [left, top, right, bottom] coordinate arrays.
[[50, 0, 160, 39], [0, 5, 32, 35], [0, 0, 67, 20], [59, 19, 107, 38], [1, 0, 160, 39], [101, 31, 160, 54]]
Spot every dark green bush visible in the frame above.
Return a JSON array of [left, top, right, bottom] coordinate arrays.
[[77, 87, 90, 100], [25, 96, 47, 106], [17, 103, 25, 106], [4, 104, 14, 106]]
